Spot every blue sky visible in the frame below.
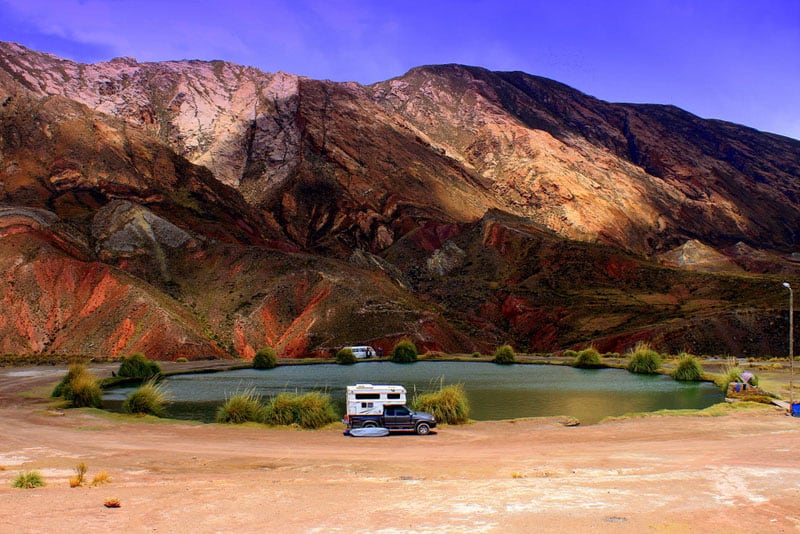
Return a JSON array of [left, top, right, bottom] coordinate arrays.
[[1, 0, 799, 140]]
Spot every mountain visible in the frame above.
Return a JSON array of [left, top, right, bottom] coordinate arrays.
[[1, 41, 799, 360]]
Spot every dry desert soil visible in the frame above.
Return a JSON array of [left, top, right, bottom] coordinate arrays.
[[1, 362, 799, 533]]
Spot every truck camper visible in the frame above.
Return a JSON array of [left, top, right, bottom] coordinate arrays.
[[343, 384, 436, 435]]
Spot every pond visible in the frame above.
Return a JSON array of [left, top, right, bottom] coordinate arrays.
[[103, 361, 724, 425]]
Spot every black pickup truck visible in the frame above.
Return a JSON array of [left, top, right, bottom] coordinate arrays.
[[345, 404, 436, 435]]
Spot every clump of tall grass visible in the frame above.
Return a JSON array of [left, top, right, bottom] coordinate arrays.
[[52, 364, 103, 408], [253, 347, 278, 369], [412, 383, 469, 424], [493, 345, 516, 364], [573, 348, 602, 368], [216, 389, 265, 424], [335, 348, 356, 365], [90, 471, 111, 486], [626, 342, 662, 374], [117, 352, 161, 380], [263, 391, 337, 429], [52, 363, 84, 397], [390, 339, 418, 363], [69, 462, 87, 488], [12, 470, 45, 489], [123, 379, 169, 417], [672, 353, 704, 381]]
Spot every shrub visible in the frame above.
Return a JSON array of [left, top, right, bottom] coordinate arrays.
[[12, 470, 45, 489], [493, 345, 516, 364], [90, 471, 111, 486], [118, 353, 161, 380], [67, 371, 103, 408], [264, 392, 297, 426], [293, 391, 337, 429], [390, 339, 418, 363], [216, 389, 265, 424], [626, 342, 662, 374], [69, 462, 87, 488], [123, 380, 169, 417], [574, 348, 602, 368], [672, 353, 704, 381], [335, 348, 357, 365], [175, 357, 188, 363], [412, 384, 470, 424], [52, 363, 86, 397], [263, 391, 337, 429], [471, 352, 481, 358], [253, 347, 278, 369], [563, 350, 578, 358]]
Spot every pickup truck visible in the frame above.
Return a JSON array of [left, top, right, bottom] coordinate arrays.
[[343, 384, 436, 435], [345, 404, 436, 435]]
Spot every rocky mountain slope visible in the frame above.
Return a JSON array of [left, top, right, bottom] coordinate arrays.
[[1, 41, 799, 360]]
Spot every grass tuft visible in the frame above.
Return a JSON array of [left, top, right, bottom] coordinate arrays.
[[216, 389, 265, 424], [493, 345, 516, 364], [123, 380, 169, 417], [12, 470, 45, 489], [263, 391, 337, 429], [117, 353, 161, 380], [253, 347, 278, 369], [626, 342, 662, 374], [390, 339, 418, 363], [335, 348, 357, 365], [672, 353, 704, 381], [574, 348, 602, 368], [91, 471, 111, 486], [412, 383, 470, 424]]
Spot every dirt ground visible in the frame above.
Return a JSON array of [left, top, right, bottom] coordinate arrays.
[[1, 363, 799, 533]]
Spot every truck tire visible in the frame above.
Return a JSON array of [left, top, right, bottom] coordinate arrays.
[[415, 422, 431, 435], [362, 420, 379, 428]]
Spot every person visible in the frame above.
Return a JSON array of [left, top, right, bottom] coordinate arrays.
[[740, 370, 754, 390]]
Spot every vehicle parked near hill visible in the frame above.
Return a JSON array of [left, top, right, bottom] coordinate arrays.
[[343, 384, 436, 435], [342, 346, 377, 359]]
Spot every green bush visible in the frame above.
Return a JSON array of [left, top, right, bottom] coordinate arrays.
[[626, 343, 662, 374], [493, 345, 516, 364], [118, 353, 161, 380], [672, 353, 704, 381], [563, 350, 578, 358], [216, 389, 265, 424], [56, 366, 102, 408], [263, 391, 337, 429], [390, 339, 418, 363], [412, 384, 470, 424], [253, 347, 278, 369], [123, 380, 169, 417], [12, 470, 45, 489], [574, 348, 602, 368], [264, 392, 297, 426], [52, 363, 87, 398], [335, 348, 357, 365], [293, 391, 337, 429], [471, 352, 481, 358]]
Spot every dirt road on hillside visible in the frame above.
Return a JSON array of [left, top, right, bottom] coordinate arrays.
[[1, 365, 798, 533]]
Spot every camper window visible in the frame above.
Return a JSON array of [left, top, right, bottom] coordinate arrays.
[[387, 393, 401, 399], [355, 393, 380, 400]]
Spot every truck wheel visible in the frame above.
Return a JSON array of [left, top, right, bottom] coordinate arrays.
[[415, 422, 431, 435], [363, 421, 378, 428]]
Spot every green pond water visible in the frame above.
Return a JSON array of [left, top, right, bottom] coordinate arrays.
[[103, 361, 724, 424]]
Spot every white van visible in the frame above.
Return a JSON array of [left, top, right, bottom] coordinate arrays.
[[343, 345, 377, 359]]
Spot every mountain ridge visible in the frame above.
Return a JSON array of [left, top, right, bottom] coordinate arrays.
[[1, 41, 799, 360]]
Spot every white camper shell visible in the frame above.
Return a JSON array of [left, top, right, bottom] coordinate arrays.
[[344, 346, 377, 359], [346, 384, 406, 416]]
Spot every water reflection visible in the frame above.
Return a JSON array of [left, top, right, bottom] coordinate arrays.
[[104, 362, 723, 424]]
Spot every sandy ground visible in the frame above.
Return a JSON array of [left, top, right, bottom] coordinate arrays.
[[1, 363, 799, 533]]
